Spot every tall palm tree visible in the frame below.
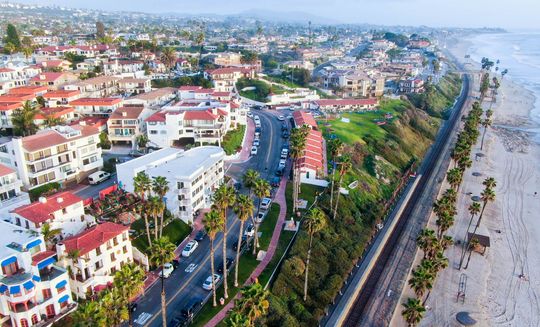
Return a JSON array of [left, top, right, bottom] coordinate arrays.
[[150, 237, 176, 327], [303, 207, 327, 301], [242, 169, 260, 198], [401, 297, 426, 327], [234, 194, 254, 287], [464, 237, 480, 269], [134, 172, 153, 245], [195, 29, 205, 70], [252, 179, 270, 254], [435, 211, 454, 239], [236, 281, 270, 326], [465, 202, 481, 235], [41, 222, 62, 250], [333, 154, 352, 220], [147, 196, 164, 240], [482, 177, 497, 190], [408, 266, 434, 300], [113, 263, 145, 327], [152, 176, 170, 237], [432, 251, 449, 274], [328, 138, 344, 208], [100, 289, 129, 326], [11, 101, 39, 136], [204, 210, 224, 307], [446, 168, 462, 191], [212, 184, 236, 299], [160, 47, 177, 70], [457, 155, 472, 172], [416, 229, 437, 259], [480, 117, 492, 150]]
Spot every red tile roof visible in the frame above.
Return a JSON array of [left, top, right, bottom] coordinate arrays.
[[184, 110, 219, 120], [0, 68, 14, 73], [43, 90, 81, 98], [146, 111, 167, 122], [13, 192, 83, 224], [0, 94, 35, 103], [21, 124, 100, 152], [0, 163, 15, 177], [293, 111, 317, 129], [109, 106, 144, 120], [32, 250, 56, 266], [30, 72, 65, 83], [35, 107, 74, 120], [69, 97, 123, 106], [0, 102, 21, 112], [8, 85, 48, 96], [61, 223, 129, 256]]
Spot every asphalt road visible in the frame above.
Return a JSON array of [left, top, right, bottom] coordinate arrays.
[[73, 175, 117, 199], [133, 108, 287, 327]]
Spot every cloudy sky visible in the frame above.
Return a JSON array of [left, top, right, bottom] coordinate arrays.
[[17, 0, 540, 29]]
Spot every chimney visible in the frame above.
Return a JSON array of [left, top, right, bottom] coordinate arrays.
[[38, 197, 47, 204], [39, 74, 45, 80], [57, 197, 63, 204], [122, 111, 127, 117]]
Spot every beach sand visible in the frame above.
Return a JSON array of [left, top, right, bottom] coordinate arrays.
[[390, 37, 540, 327]]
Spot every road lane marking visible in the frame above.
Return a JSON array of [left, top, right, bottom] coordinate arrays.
[[185, 264, 198, 273], [135, 312, 152, 325]]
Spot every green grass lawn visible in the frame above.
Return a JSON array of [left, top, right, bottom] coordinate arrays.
[[221, 125, 246, 155], [285, 182, 325, 219], [191, 203, 281, 326], [132, 219, 191, 254]]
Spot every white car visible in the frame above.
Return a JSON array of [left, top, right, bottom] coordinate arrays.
[[247, 112, 253, 118], [202, 274, 221, 291], [253, 139, 260, 147], [254, 134, 260, 141], [160, 263, 174, 279], [244, 224, 255, 237], [251, 146, 258, 155], [277, 115, 285, 121], [181, 240, 199, 257], [255, 121, 261, 128], [278, 159, 286, 169], [255, 210, 267, 223], [260, 197, 272, 210], [254, 115, 260, 122]]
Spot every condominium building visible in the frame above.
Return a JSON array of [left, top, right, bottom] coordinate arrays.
[[42, 90, 82, 108], [205, 67, 256, 92], [0, 102, 21, 130], [0, 125, 103, 189], [62, 76, 121, 98], [0, 164, 29, 220], [116, 146, 225, 223], [0, 221, 75, 327], [118, 78, 152, 96], [55, 222, 134, 300], [106, 106, 153, 146]]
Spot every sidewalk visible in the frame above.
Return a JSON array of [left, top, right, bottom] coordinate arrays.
[[205, 173, 288, 326], [226, 119, 254, 164]]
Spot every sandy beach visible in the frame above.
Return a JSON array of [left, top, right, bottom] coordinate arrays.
[[391, 36, 540, 327]]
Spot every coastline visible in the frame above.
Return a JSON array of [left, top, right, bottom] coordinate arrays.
[[391, 34, 540, 327]]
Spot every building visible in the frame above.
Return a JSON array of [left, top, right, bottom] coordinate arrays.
[[0, 125, 103, 189], [42, 90, 81, 108], [0, 102, 21, 130], [206, 67, 255, 92], [323, 70, 385, 98], [311, 98, 379, 112], [35, 107, 77, 126], [118, 78, 152, 95], [63, 76, 121, 98], [0, 220, 75, 327], [399, 78, 425, 94], [0, 163, 29, 220], [29, 72, 78, 90], [68, 97, 124, 117], [283, 60, 315, 71], [11, 191, 93, 238], [55, 222, 133, 300], [292, 111, 325, 181], [116, 146, 225, 223], [123, 87, 177, 107], [107, 106, 153, 146]]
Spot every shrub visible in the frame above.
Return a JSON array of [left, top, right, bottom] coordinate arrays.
[[29, 182, 61, 201]]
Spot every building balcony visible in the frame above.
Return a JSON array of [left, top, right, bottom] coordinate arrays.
[[40, 266, 67, 282], [0, 271, 33, 286]]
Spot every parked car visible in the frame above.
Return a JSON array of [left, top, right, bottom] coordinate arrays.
[[271, 176, 281, 187], [247, 112, 253, 118], [255, 211, 267, 223], [217, 257, 234, 274], [195, 230, 207, 241], [250, 146, 258, 155], [160, 263, 174, 278], [244, 223, 255, 237], [181, 240, 199, 257], [172, 259, 180, 269], [180, 298, 203, 320], [232, 235, 250, 250], [281, 123, 288, 131], [260, 197, 272, 210], [253, 139, 260, 147], [278, 159, 286, 169], [276, 166, 285, 176], [88, 171, 111, 185], [282, 130, 290, 138], [254, 134, 260, 141], [170, 316, 189, 327], [277, 115, 285, 121], [202, 274, 222, 290]]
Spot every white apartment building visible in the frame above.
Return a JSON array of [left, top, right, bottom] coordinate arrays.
[[11, 191, 94, 238], [0, 221, 74, 327], [107, 106, 153, 146], [42, 90, 82, 108], [118, 78, 152, 96], [0, 125, 103, 189], [117, 146, 225, 223], [62, 76, 121, 98], [68, 97, 124, 117], [205, 67, 256, 92], [124, 87, 177, 108], [0, 164, 29, 221], [56, 222, 134, 300]]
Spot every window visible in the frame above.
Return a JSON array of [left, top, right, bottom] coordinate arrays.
[[111, 266, 117, 274], [2, 261, 18, 276], [60, 300, 68, 309], [62, 208, 67, 214], [20, 319, 29, 327], [31, 314, 39, 324], [95, 260, 103, 271], [45, 304, 55, 317], [113, 237, 118, 246], [150, 130, 158, 134], [42, 288, 52, 300], [122, 246, 128, 254], [95, 246, 102, 256], [57, 284, 66, 293]]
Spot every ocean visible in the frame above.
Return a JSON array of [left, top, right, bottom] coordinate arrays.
[[466, 31, 540, 141]]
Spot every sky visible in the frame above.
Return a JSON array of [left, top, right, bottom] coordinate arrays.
[[16, 0, 540, 29]]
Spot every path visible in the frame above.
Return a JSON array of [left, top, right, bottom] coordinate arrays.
[[205, 172, 288, 326]]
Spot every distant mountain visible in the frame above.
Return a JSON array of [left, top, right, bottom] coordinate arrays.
[[234, 9, 342, 25]]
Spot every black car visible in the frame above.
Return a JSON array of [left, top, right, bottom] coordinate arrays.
[[172, 259, 180, 269], [276, 166, 285, 176], [217, 257, 234, 274], [281, 123, 288, 131], [282, 131, 290, 138], [232, 236, 250, 251], [181, 298, 203, 319], [170, 315, 189, 327], [194, 229, 207, 241]]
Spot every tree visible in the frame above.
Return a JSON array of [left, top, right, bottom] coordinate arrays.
[[464, 202, 481, 238], [402, 297, 426, 326], [152, 176, 170, 237], [333, 154, 352, 220], [137, 134, 149, 150], [96, 21, 106, 39], [133, 172, 153, 246], [480, 117, 492, 150], [204, 210, 224, 307], [4, 24, 21, 49], [72, 300, 105, 326], [235, 282, 270, 326], [408, 266, 434, 301], [194, 28, 205, 70], [252, 179, 270, 254], [99, 131, 111, 149], [240, 51, 258, 65], [3, 42, 16, 55], [160, 47, 177, 70], [42, 114, 65, 128], [234, 194, 254, 287], [150, 237, 176, 327], [226, 312, 250, 327], [148, 196, 164, 240], [113, 263, 145, 327], [100, 289, 129, 326], [416, 229, 438, 260], [446, 168, 462, 191], [11, 101, 39, 136], [303, 207, 327, 301], [464, 237, 480, 269], [328, 138, 344, 209], [41, 222, 62, 249], [242, 169, 259, 198], [22, 46, 33, 59]]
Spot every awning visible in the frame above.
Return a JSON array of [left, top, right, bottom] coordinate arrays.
[[55, 280, 67, 289], [23, 280, 34, 290], [32, 275, 41, 282], [37, 256, 56, 270], [58, 294, 69, 303], [9, 285, 20, 294], [1, 256, 17, 267], [0, 285, 7, 293], [26, 239, 42, 249]]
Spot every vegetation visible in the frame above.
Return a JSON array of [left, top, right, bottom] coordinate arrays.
[[150, 237, 176, 327], [236, 78, 272, 102], [11, 101, 39, 136], [222, 125, 246, 155], [29, 182, 61, 201], [151, 75, 212, 89], [98, 131, 111, 149], [407, 73, 463, 119]]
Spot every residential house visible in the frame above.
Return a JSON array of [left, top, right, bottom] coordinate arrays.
[[68, 98, 124, 117], [206, 67, 255, 92], [39, 60, 72, 72], [399, 78, 425, 94], [0, 102, 21, 130], [123, 87, 177, 107], [107, 106, 153, 146], [42, 90, 81, 108], [0, 163, 29, 220], [118, 78, 151, 96], [8, 86, 48, 98], [62, 76, 121, 98], [35, 107, 77, 126], [30, 72, 78, 91], [117, 146, 225, 223]]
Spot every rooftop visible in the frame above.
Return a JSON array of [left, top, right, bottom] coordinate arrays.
[[60, 222, 129, 256], [109, 106, 144, 120], [12, 191, 83, 224], [69, 97, 123, 106], [0, 163, 15, 177], [0, 221, 43, 260]]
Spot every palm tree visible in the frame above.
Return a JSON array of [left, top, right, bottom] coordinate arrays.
[[11, 101, 39, 136], [446, 168, 462, 191], [72, 300, 105, 327], [42, 114, 65, 128], [226, 311, 250, 327], [150, 237, 176, 327], [242, 169, 260, 198], [41, 222, 62, 249], [464, 237, 480, 269], [328, 138, 344, 208], [236, 281, 270, 326], [289, 125, 310, 214], [303, 207, 327, 301], [194, 29, 205, 70], [152, 176, 170, 237], [333, 154, 352, 220], [204, 210, 224, 307], [408, 266, 434, 300], [432, 251, 449, 274], [100, 289, 129, 326], [482, 177, 497, 190], [212, 184, 236, 299], [480, 117, 492, 150], [401, 297, 426, 327], [457, 155, 472, 172], [252, 179, 270, 254], [113, 263, 146, 327], [416, 229, 437, 259], [234, 194, 254, 287], [435, 211, 454, 240], [134, 172, 153, 245], [22, 47, 33, 59], [160, 47, 177, 70], [147, 196, 164, 240]]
